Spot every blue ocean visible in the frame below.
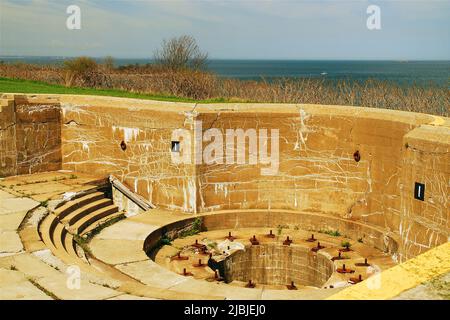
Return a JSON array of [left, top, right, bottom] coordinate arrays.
[[1, 56, 448, 86]]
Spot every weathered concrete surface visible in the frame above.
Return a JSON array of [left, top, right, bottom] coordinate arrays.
[[0, 93, 448, 300], [59, 95, 197, 213], [154, 225, 395, 294], [0, 189, 15, 199], [0, 176, 219, 300], [0, 191, 38, 256], [89, 209, 394, 300], [95, 220, 159, 241], [0, 171, 104, 202], [0, 211, 28, 231], [327, 242, 450, 300], [0, 269, 52, 300], [0, 249, 121, 300], [0, 231, 24, 256], [90, 239, 149, 265], [1, 94, 448, 261], [32, 274, 120, 300], [0, 172, 108, 258], [116, 260, 188, 289], [0, 96, 61, 176], [400, 125, 450, 259], [107, 294, 159, 300], [393, 272, 449, 300], [0, 176, 125, 300], [0, 196, 38, 215]]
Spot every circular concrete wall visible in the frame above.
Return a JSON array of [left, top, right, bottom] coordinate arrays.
[[224, 243, 334, 287], [143, 210, 397, 256]]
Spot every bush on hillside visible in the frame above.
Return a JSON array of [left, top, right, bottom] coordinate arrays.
[[63, 57, 110, 87]]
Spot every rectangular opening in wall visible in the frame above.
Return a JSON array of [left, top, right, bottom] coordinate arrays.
[[171, 141, 180, 153], [414, 182, 425, 201]]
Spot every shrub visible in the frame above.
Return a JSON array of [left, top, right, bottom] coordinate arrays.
[[180, 217, 203, 238], [0, 59, 448, 117], [102, 56, 115, 71], [154, 35, 208, 71], [163, 69, 218, 100], [63, 57, 110, 87], [159, 235, 172, 246], [320, 229, 341, 237], [341, 241, 352, 249]]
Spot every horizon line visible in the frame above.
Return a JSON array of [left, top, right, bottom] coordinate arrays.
[[0, 55, 449, 62]]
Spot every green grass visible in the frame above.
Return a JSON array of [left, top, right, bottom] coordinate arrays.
[[83, 213, 126, 241], [40, 200, 49, 208], [179, 217, 203, 238], [0, 77, 229, 103], [318, 229, 342, 237], [27, 277, 60, 300], [341, 241, 352, 249]]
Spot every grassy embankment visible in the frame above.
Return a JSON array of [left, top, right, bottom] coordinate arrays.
[[0, 77, 227, 103]]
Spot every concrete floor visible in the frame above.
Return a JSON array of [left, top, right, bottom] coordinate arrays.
[[1, 171, 448, 300]]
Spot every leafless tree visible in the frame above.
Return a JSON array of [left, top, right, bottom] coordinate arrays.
[[154, 35, 208, 71], [103, 56, 115, 71]]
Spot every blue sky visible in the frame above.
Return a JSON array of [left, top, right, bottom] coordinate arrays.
[[0, 0, 449, 59]]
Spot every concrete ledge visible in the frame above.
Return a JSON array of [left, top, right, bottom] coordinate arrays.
[[327, 242, 450, 300]]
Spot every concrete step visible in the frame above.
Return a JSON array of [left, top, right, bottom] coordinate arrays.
[[39, 214, 58, 252], [81, 211, 124, 236], [53, 222, 68, 251], [39, 214, 77, 265], [54, 192, 105, 219], [71, 205, 119, 235], [64, 233, 79, 258], [48, 214, 61, 246], [61, 198, 113, 226], [37, 212, 130, 292]]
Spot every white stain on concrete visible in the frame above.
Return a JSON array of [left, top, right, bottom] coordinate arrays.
[[112, 126, 141, 143]]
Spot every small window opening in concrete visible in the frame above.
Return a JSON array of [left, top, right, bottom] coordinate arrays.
[[171, 141, 180, 153], [414, 182, 425, 201], [120, 140, 127, 151]]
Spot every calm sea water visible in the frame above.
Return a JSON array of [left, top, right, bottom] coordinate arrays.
[[1, 56, 449, 86]]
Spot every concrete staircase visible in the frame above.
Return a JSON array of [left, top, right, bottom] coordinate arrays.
[[39, 191, 121, 261], [35, 187, 221, 300]]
